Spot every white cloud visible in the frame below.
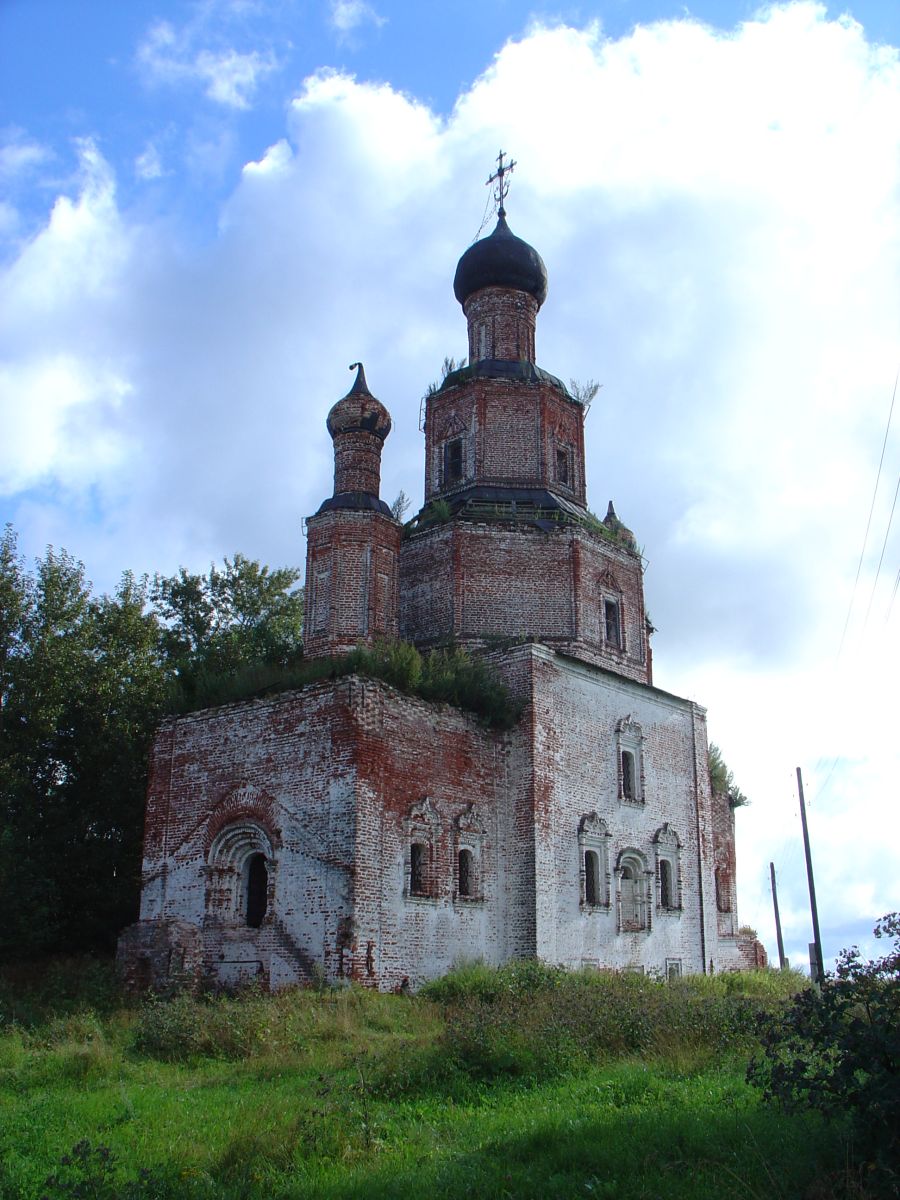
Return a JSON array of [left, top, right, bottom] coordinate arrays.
[[135, 142, 164, 181], [0, 130, 51, 180], [329, 0, 385, 37], [2, 4, 899, 966], [136, 18, 277, 108]]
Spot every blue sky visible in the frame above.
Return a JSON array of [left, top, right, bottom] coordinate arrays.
[[1, 0, 899, 971]]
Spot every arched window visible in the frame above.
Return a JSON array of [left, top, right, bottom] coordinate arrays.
[[578, 813, 610, 909], [245, 853, 268, 927], [617, 850, 649, 932], [405, 797, 439, 902], [653, 823, 682, 912], [616, 717, 644, 805], [205, 819, 275, 926], [453, 803, 485, 904]]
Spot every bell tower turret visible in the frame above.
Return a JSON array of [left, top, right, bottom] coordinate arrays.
[[304, 364, 401, 659]]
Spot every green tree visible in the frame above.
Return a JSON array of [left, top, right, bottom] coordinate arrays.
[[0, 543, 169, 956], [151, 554, 303, 687], [748, 914, 900, 1193], [0, 532, 305, 959]]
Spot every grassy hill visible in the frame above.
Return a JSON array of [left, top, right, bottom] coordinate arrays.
[[0, 959, 858, 1199]]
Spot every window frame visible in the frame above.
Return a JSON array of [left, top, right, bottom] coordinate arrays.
[[404, 797, 439, 903], [616, 848, 650, 933], [653, 823, 683, 913], [205, 819, 275, 928], [443, 436, 464, 486], [616, 717, 645, 806], [454, 803, 485, 904], [578, 812, 611, 910]]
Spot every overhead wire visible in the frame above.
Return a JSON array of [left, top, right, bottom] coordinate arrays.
[[834, 368, 898, 659]]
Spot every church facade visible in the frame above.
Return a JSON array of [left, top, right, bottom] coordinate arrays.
[[119, 195, 759, 992]]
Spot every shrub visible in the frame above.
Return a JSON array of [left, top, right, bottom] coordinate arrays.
[[131, 991, 274, 1061], [413, 962, 795, 1090], [748, 913, 900, 1194]]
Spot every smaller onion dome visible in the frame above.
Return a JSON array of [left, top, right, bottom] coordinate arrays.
[[453, 212, 548, 308], [326, 362, 392, 441]]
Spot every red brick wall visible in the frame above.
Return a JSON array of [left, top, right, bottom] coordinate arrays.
[[304, 510, 401, 658], [333, 429, 384, 497], [464, 287, 538, 363], [400, 521, 650, 683], [423, 377, 586, 506]]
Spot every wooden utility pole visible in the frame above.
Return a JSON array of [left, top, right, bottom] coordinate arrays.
[[797, 767, 825, 982], [769, 861, 787, 970]]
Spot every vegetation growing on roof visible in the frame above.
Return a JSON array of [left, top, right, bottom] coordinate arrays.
[[170, 639, 523, 732]]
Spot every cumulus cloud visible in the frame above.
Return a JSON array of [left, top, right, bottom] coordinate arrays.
[[2, 4, 899, 965], [136, 17, 278, 108], [329, 0, 386, 37]]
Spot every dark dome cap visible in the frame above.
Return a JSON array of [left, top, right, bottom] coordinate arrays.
[[326, 362, 392, 441], [453, 212, 548, 307]]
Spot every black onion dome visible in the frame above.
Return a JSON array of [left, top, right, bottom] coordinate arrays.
[[453, 212, 548, 307], [326, 362, 391, 441]]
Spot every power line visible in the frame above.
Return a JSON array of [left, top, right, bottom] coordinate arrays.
[[863, 471, 900, 630], [835, 368, 898, 658]]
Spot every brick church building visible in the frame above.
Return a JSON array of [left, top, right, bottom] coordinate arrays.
[[119, 181, 760, 992]]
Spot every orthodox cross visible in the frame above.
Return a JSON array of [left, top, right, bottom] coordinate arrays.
[[486, 150, 516, 217]]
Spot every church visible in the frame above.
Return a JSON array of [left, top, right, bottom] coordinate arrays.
[[118, 166, 760, 992]]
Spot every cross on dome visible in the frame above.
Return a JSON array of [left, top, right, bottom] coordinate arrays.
[[486, 149, 516, 217]]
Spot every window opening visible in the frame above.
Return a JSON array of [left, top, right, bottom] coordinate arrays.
[[556, 447, 569, 485], [410, 842, 427, 895], [584, 850, 600, 906], [245, 853, 268, 928], [604, 599, 621, 648], [458, 848, 474, 897], [666, 958, 682, 982], [620, 858, 646, 931], [621, 750, 636, 800], [660, 859, 673, 908], [445, 437, 463, 485]]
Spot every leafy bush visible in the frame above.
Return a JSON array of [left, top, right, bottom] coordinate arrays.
[[131, 990, 275, 1061], [748, 913, 900, 1194], [408, 962, 800, 1091]]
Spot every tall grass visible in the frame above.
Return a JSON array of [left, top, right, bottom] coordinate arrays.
[[1, 958, 855, 1200]]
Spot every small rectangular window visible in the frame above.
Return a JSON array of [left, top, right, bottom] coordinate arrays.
[[666, 958, 682, 982], [584, 850, 600, 906], [622, 750, 636, 800], [604, 599, 621, 648], [458, 848, 474, 897], [410, 842, 427, 895], [556, 447, 569, 485], [660, 859, 673, 908], [445, 438, 463, 484]]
